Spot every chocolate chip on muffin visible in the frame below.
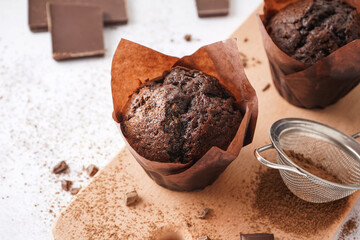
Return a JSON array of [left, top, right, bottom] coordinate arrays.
[[267, 0, 360, 65], [121, 67, 242, 164]]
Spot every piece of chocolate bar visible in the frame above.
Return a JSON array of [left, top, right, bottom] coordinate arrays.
[[28, 0, 128, 32], [47, 3, 105, 60], [195, 0, 229, 18], [240, 233, 274, 240]]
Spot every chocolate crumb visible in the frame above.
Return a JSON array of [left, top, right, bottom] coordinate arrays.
[[262, 84, 271, 92], [70, 187, 81, 195], [184, 34, 192, 42], [86, 164, 99, 177], [52, 161, 68, 174], [198, 236, 211, 240], [61, 180, 73, 191], [125, 190, 138, 206], [198, 208, 210, 219]]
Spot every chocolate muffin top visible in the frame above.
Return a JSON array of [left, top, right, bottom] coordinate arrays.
[[267, 0, 360, 65], [121, 67, 242, 164]]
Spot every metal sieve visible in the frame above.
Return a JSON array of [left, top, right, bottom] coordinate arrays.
[[254, 118, 360, 203]]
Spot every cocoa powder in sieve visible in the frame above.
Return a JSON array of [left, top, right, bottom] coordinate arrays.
[[253, 169, 349, 236], [285, 150, 343, 184]]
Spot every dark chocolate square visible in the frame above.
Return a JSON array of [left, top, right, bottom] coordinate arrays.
[[240, 233, 274, 240], [195, 0, 229, 18], [29, 0, 128, 32], [47, 3, 105, 60]]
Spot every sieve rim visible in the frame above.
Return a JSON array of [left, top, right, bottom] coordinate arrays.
[[269, 118, 360, 190]]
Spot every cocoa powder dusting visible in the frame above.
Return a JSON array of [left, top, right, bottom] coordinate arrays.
[[253, 169, 349, 236], [338, 216, 358, 240], [285, 150, 343, 184]]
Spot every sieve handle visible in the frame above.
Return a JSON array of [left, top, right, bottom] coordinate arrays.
[[254, 144, 306, 176], [353, 132, 360, 140]]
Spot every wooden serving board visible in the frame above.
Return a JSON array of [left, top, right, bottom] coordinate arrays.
[[52, 5, 360, 240]]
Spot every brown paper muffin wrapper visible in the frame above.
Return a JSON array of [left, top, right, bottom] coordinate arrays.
[[259, 0, 360, 108], [111, 39, 258, 191]]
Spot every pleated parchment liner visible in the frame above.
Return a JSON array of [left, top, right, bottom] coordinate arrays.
[[111, 39, 258, 191], [259, 0, 360, 109]]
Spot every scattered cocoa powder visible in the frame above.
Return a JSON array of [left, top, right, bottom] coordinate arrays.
[[239, 52, 248, 68], [338, 216, 358, 240], [253, 169, 349, 236], [86, 164, 99, 177], [285, 150, 343, 184], [52, 161, 68, 174]]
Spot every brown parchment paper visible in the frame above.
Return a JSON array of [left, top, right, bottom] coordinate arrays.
[[111, 39, 258, 191], [259, 0, 360, 108]]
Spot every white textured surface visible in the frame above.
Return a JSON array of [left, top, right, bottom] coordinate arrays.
[[0, 0, 358, 240]]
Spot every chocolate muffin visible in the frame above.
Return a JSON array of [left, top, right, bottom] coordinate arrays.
[[121, 67, 242, 164], [267, 0, 360, 65]]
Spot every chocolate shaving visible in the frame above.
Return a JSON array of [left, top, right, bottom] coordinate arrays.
[[61, 180, 73, 191], [52, 161, 68, 174], [125, 190, 138, 206], [111, 39, 258, 191], [86, 164, 99, 177], [198, 208, 210, 219], [262, 83, 271, 92], [70, 187, 81, 195]]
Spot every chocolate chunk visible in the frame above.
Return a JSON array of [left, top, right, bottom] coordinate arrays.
[[61, 180, 73, 191], [125, 190, 138, 206], [195, 0, 229, 18], [184, 34, 192, 42], [240, 233, 274, 240], [47, 3, 105, 60], [262, 84, 271, 92], [198, 208, 210, 219], [28, 0, 128, 32], [86, 164, 99, 177], [70, 187, 81, 195], [198, 237, 211, 240], [52, 161, 69, 174]]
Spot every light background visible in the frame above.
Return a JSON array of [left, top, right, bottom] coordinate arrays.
[[0, 0, 358, 239]]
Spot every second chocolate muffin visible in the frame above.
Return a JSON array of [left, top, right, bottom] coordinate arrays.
[[121, 67, 242, 164], [267, 0, 360, 65]]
